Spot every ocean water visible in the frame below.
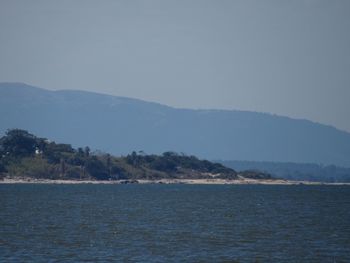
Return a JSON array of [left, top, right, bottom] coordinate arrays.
[[1, 184, 350, 262]]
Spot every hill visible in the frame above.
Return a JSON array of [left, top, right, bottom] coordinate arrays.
[[0, 129, 241, 180], [1, 82, 350, 167]]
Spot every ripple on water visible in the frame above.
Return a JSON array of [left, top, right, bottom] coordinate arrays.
[[0, 184, 350, 262]]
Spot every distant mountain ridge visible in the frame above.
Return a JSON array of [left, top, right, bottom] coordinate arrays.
[[1, 82, 350, 167]]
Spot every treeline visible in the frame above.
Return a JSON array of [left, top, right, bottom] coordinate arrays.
[[0, 129, 239, 180], [0, 129, 109, 180]]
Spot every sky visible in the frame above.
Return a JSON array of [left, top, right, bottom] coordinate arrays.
[[0, 0, 349, 132]]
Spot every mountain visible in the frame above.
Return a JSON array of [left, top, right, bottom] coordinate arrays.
[[1, 82, 350, 167]]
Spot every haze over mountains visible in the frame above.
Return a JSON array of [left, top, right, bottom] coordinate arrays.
[[1, 82, 350, 167]]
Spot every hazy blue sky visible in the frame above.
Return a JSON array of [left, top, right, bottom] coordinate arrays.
[[1, 0, 349, 131]]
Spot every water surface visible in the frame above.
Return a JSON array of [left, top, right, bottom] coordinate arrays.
[[1, 184, 349, 262]]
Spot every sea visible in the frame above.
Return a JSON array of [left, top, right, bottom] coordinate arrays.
[[1, 184, 349, 262]]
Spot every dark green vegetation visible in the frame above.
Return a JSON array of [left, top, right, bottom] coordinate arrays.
[[0, 129, 241, 180], [221, 160, 350, 183]]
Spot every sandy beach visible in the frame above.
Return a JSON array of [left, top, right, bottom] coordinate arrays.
[[1, 177, 349, 185]]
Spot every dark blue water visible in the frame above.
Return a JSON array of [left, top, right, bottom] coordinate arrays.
[[1, 184, 350, 262]]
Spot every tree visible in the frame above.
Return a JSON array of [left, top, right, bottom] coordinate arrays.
[[126, 151, 138, 165], [77, 147, 84, 156], [0, 160, 6, 173], [84, 146, 90, 157], [0, 129, 38, 158], [85, 156, 109, 180], [60, 158, 66, 177], [106, 154, 111, 177], [43, 142, 74, 164]]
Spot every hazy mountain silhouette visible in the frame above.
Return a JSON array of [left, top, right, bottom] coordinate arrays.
[[1, 82, 350, 167]]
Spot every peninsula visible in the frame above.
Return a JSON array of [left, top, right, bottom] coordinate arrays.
[[0, 129, 274, 184]]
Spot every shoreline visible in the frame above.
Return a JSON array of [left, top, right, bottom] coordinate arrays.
[[1, 177, 349, 185]]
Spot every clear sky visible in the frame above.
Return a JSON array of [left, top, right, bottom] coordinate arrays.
[[1, 0, 349, 132]]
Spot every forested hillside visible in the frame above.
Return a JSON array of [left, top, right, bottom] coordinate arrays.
[[0, 129, 241, 180]]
